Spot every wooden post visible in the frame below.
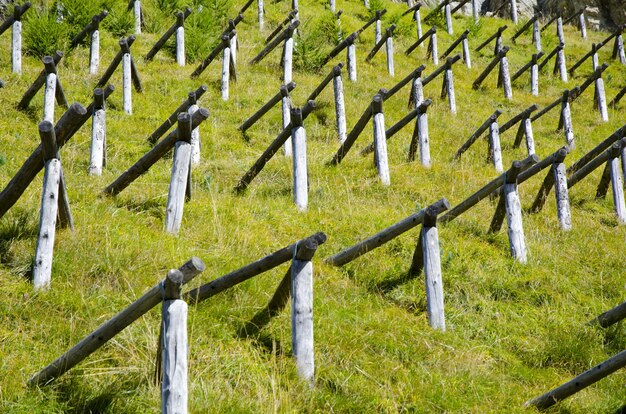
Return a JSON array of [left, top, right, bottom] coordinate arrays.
[[188, 99, 200, 165], [556, 16, 564, 45], [567, 139, 626, 190], [30, 258, 205, 386], [12, 5, 23, 74], [442, 59, 456, 114], [489, 119, 503, 173], [504, 164, 527, 263], [386, 28, 395, 77], [347, 36, 357, 82], [90, 24, 100, 75], [510, 0, 518, 24], [161, 269, 188, 414], [191, 30, 235, 78], [221, 35, 231, 101], [89, 88, 107, 176], [104, 108, 210, 196], [176, 12, 185, 66], [534, 17, 542, 51], [121, 40, 132, 114], [421, 208, 445, 329], [165, 114, 192, 235], [412, 73, 424, 108], [415, 7, 423, 41], [372, 95, 390, 186], [282, 94, 292, 156], [32, 122, 61, 290], [473, 46, 509, 89], [43, 57, 57, 123], [578, 10, 587, 39], [591, 47, 609, 122], [97, 36, 141, 92], [525, 350, 626, 410], [428, 30, 439, 65], [591, 301, 626, 328], [445, 2, 453, 35], [325, 198, 450, 267], [409, 100, 431, 165], [284, 28, 294, 85], [133, 0, 142, 34], [531, 54, 539, 96], [250, 20, 299, 65], [291, 238, 315, 386], [475, 25, 508, 54], [555, 42, 568, 82], [405, 27, 436, 56], [333, 65, 347, 143], [258, 0, 264, 29], [266, 10, 298, 45], [608, 147, 626, 223], [462, 36, 471, 68], [291, 108, 308, 211], [553, 159, 572, 230], [500, 52, 513, 100], [375, 10, 382, 44], [240, 82, 296, 133], [561, 90, 574, 148], [614, 33, 626, 64]]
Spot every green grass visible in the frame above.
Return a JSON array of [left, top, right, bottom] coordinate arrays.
[[0, 0, 625, 412]]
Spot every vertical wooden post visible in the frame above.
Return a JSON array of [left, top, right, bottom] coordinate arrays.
[[121, 40, 132, 114], [258, 0, 265, 30], [33, 122, 61, 290], [333, 65, 347, 143], [445, 2, 453, 35], [176, 12, 185, 66], [495, 33, 503, 55], [504, 169, 527, 263], [291, 108, 308, 211], [553, 161, 572, 230], [442, 62, 456, 114], [515, 116, 535, 156], [133, 0, 142, 34], [347, 37, 357, 82], [375, 11, 382, 44], [282, 95, 292, 157], [415, 8, 423, 41], [489, 120, 503, 172], [556, 16, 564, 45], [386, 28, 394, 77], [12, 6, 22, 74], [422, 208, 445, 330], [411, 75, 424, 108], [417, 100, 430, 166], [188, 93, 201, 165], [372, 95, 390, 186], [284, 30, 294, 85], [90, 24, 100, 75], [43, 57, 57, 123], [165, 114, 192, 235], [578, 11, 587, 39], [609, 151, 626, 223], [561, 90, 574, 148], [161, 269, 188, 414], [291, 237, 315, 387], [364, 0, 370, 9], [462, 37, 471, 68], [533, 18, 542, 51], [614, 34, 625, 64], [510, 0, 518, 24], [329, 0, 335, 13], [531, 54, 539, 96], [221, 35, 231, 101], [555, 43, 568, 82], [429, 30, 439, 65], [592, 47, 609, 122], [89, 88, 106, 176], [500, 54, 513, 100], [471, 0, 478, 23]]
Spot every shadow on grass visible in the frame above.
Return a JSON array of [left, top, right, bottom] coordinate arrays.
[[113, 196, 165, 220], [54, 379, 120, 414], [0, 208, 38, 279]]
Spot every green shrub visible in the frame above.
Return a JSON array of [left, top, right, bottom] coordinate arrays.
[[53, 0, 101, 42], [23, 10, 69, 57], [102, 6, 134, 37]]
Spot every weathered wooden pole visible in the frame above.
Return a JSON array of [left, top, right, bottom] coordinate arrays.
[[291, 108, 308, 211], [386, 28, 395, 76], [511, 52, 543, 95], [445, 1, 453, 35], [104, 108, 210, 196], [191, 30, 235, 78], [613, 30, 626, 64], [130, 0, 142, 34], [283, 25, 295, 84], [374, 9, 383, 43], [325, 198, 450, 267], [89, 18, 101, 75], [372, 95, 390, 185], [609, 146, 626, 223], [569, 29, 620, 76], [347, 35, 357, 82], [165, 114, 192, 235], [402, 3, 422, 39], [122, 40, 132, 114], [11, 4, 28, 74], [442, 58, 457, 114], [291, 236, 316, 386], [511, 14, 538, 44], [176, 12, 186, 66], [266, 10, 298, 45], [428, 28, 439, 65], [160, 269, 188, 414], [561, 89, 575, 148], [440, 29, 469, 61], [420, 207, 445, 329], [333, 65, 347, 143], [534, 16, 542, 51], [504, 162, 527, 262], [250, 20, 300, 65], [405, 27, 435, 57], [408, 100, 432, 164], [554, 42, 568, 82], [591, 45, 609, 122], [89, 88, 107, 176], [475, 25, 508, 54], [609, 85, 626, 108], [188, 97, 200, 165], [96, 36, 141, 92], [148, 85, 207, 144], [29, 258, 205, 386], [567, 139, 626, 191], [525, 350, 626, 410], [455, 110, 503, 159], [591, 301, 626, 328], [488, 117, 503, 173], [234, 101, 316, 192], [17, 52, 66, 110], [221, 34, 231, 101], [578, 9, 587, 39], [282, 97, 292, 156], [32, 122, 62, 290], [43, 57, 58, 123], [537, 42, 563, 74], [240, 82, 296, 133], [553, 151, 572, 230], [499, 49, 513, 99]]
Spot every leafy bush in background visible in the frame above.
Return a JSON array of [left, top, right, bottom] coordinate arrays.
[[53, 0, 101, 41], [23, 10, 68, 57], [102, 5, 134, 38]]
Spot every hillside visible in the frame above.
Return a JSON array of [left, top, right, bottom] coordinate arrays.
[[0, 0, 625, 412]]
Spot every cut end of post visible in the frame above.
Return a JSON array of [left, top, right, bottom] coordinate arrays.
[[291, 108, 303, 127], [372, 94, 383, 114]]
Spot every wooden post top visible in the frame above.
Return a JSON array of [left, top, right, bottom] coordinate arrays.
[[491, 109, 504, 121], [507, 155, 539, 183], [120, 38, 131, 54], [162, 269, 184, 300], [446, 54, 462, 67], [385, 24, 397, 37], [291, 108, 304, 128], [402, 2, 422, 16], [39, 121, 58, 161], [372, 94, 384, 114], [280, 82, 297, 97], [302, 100, 317, 118], [418, 98, 433, 112], [554, 147, 569, 164], [336, 10, 343, 18], [531, 52, 544, 63], [498, 46, 510, 58], [332, 63, 343, 76], [294, 232, 327, 261], [94, 88, 106, 110], [177, 113, 192, 143], [221, 33, 233, 46], [43, 56, 58, 75], [13, 2, 31, 20], [498, 25, 508, 34]]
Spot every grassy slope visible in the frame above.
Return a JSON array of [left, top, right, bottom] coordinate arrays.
[[0, 0, 625, 412]]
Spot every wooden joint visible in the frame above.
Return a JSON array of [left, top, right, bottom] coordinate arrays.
[[43, 56, 57, 75], [39, 121, 58, 161], [120, 38, 131, 54], [177, 113, 192, 143], [372, 94, 383, 114], [94, 88, 105, 110], [332, 63, 343, 77], [291, 108, 303, 128], [162, 269, 184, 300]]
